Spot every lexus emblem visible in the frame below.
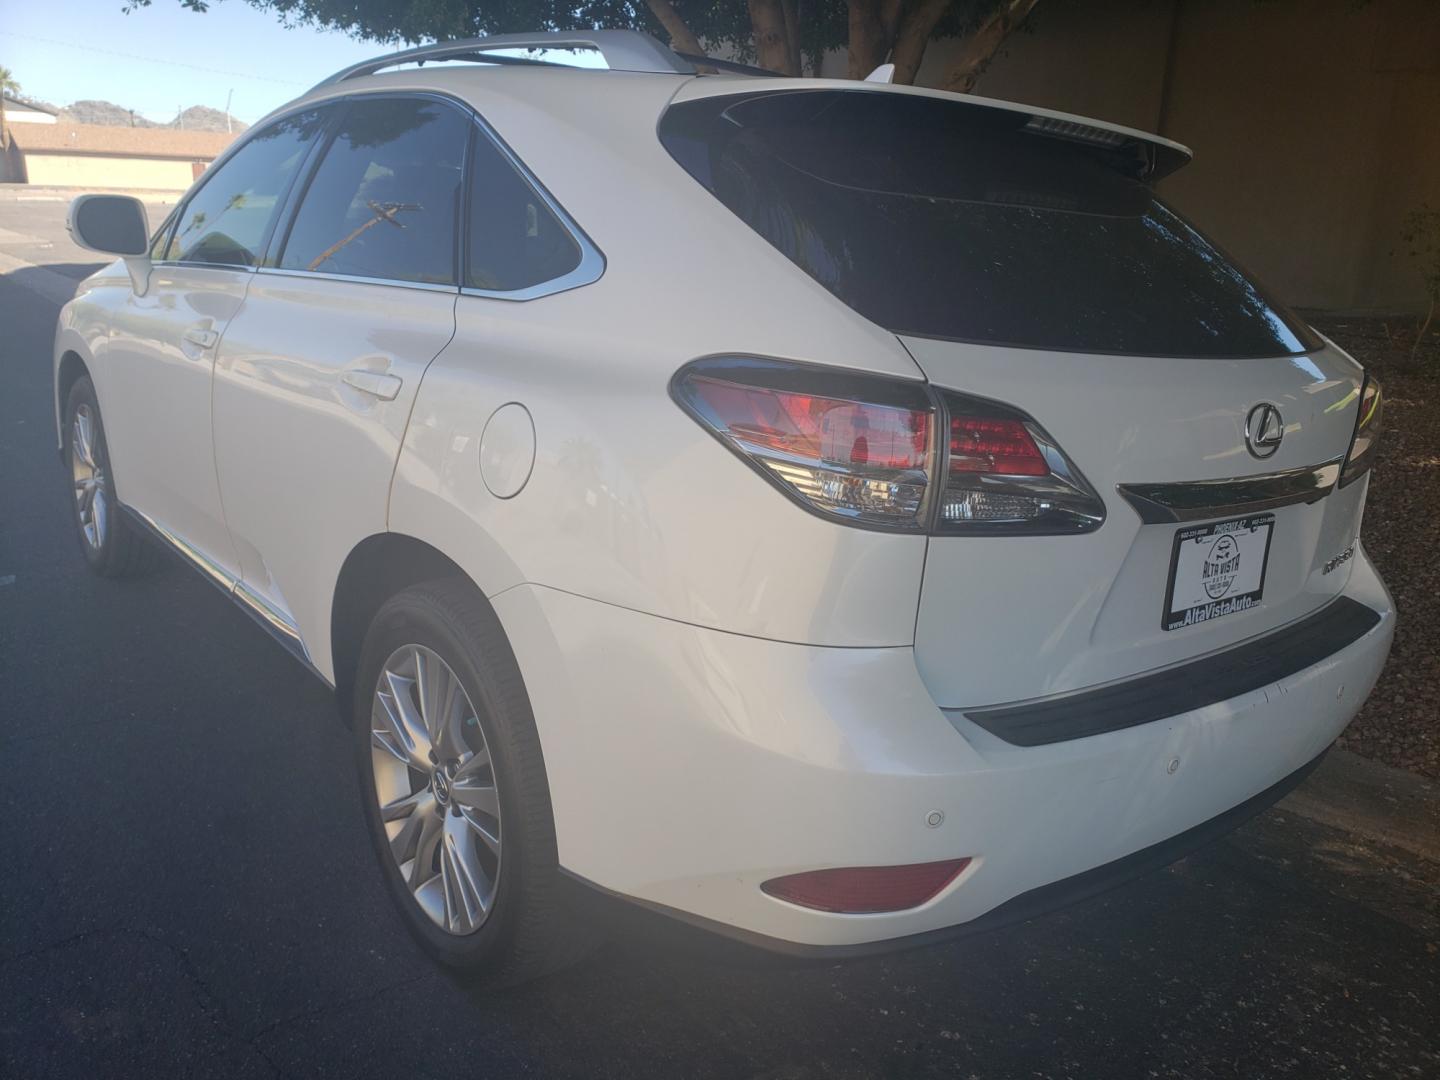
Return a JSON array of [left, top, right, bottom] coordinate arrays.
[[1244, 403, 1284, 459]]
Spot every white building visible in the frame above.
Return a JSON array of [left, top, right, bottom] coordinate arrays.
[[3, 95, 59, 125]]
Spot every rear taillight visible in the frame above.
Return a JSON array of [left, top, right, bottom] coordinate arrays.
[[673, 359, 935, 530], [935, 390, 1106, 534], [1339, 375, 1383, 488], [672, 358, 1104, 535]]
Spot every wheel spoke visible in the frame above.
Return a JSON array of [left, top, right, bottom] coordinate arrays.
[[451, 779, 499, 819], [73, 410, 94, 468], [454, 746, 491, 780], [405, 810, 443, 891], [444, 812, 492, 928], [462, 809, 501, 857], [377, 670, 433, 769], [380, 787, 433, 823], [91, 489, 108, 543]]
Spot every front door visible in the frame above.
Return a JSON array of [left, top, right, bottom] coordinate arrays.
[[98, 107, 331, 582]]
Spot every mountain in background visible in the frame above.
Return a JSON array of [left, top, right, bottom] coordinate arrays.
[[59, 99, 248, 134], [170, 105, 248, 134], [61, 100, 158, 127]]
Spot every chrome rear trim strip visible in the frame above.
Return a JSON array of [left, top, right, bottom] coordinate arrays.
[[1117, 456, 1343, 524]]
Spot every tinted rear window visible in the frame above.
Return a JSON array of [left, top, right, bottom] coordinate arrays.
[[659, 90, 1319, 358]]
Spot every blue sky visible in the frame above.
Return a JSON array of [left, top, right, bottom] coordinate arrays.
[[1, 1, 387, 124]]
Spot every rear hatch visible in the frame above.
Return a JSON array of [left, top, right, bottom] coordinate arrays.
[[660, 82, 1371, 707]]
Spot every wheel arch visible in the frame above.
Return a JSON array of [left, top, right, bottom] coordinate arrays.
[[55, 348, 91, 453], [330, 532, 499, 724]]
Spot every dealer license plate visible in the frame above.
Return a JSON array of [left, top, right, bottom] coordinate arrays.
[[1163, 513, 1274, 631]]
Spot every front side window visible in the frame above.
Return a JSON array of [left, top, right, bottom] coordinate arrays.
[[278, 97, 469, 285], [164, 108, 328, 267], [466, 131, 581, 292], [149, 208, 177, 261]]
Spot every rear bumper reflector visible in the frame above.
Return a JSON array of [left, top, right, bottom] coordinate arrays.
[[761, 859, 971, 914], [961, 596, 1381, 747]]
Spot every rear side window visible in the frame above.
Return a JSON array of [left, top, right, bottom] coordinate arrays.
[[659, 90, 1320, 359], [165, 108, 327, 267], [466, 131, 581, 292], [279, 97, 469, 286]]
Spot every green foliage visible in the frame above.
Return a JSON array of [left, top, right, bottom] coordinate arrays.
[[128, 1, 1014, 73], [1398, 206, 1439, 362], [1401, 206, 1440, 304]]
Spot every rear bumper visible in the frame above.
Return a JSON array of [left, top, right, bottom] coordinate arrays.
[[568, 748, 1327, 958], [494, 544, 1394, 949]]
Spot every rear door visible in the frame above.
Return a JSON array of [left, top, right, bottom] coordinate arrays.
[[211, 94, 468, 665], [658, 86, 1370, 707]]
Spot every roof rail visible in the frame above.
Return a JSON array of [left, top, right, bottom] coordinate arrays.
[[310, 29, 696, 91]]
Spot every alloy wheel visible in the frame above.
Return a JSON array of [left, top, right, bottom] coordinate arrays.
[[370, 644, 502, 935], [71, 404, 108, 550]]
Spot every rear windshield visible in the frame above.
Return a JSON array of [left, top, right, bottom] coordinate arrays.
[[659, 90, 1319, 359]]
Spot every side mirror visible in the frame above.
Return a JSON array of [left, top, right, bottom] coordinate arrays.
[[68, 194, 153, 294]]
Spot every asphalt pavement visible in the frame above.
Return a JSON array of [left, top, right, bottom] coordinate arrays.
[[1, 188, 1437, 1080]]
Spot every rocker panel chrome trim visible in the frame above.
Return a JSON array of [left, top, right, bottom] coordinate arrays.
[[122, 506, 333, 687]]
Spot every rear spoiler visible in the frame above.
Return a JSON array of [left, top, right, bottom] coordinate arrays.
[[670, 77, 1194, 182]]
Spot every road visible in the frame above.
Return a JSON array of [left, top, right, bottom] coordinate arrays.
[[1, 189, 1436, 1080]]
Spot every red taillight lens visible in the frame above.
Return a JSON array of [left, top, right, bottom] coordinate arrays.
[[761, 859, 971, 914], [691, 378, 931, 471], [949, 416, 1048, 476], [674, 361, 936, 529], [935, 391, 1105, 534], [673, 359, 1104, 535]]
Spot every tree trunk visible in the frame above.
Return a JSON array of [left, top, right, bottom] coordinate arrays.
[[782, 0, 803, 77], [750, 0, 799, 74], [889, 0, 952, 84], [644, 0, 706, 58], [939, 0, 1040, 94], [847, 0, 891, 79]]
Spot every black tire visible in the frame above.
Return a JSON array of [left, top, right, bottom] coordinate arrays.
[[63, 376, 167, 578], [353, 579, 594, 985]]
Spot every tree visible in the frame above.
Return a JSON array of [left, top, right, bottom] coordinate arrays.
[[0, 66, 18, 148], [137, 1, 1039, 90], [1399, 206, 1440, 363]]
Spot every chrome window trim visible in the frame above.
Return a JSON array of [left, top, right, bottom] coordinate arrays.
[[154, 88, 604, 300], [154, 102, 339, 273], [1117, 456, 1344, 525], [459, 111, 605, 302], [268, 92, 471, 288], [254, 266, 459, 294]]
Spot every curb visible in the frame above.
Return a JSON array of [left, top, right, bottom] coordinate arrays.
[[1279, 749, 1440, 863]]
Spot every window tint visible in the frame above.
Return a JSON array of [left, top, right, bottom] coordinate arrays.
[[466, 131, 581, 292], [660, 91, 1321, 359], [279, 98, 468, 285], [165, 109, 327, 267]]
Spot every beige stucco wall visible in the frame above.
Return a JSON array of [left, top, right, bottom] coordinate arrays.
[[21, 153, 197, 191], [898, 0, 1440, 313]]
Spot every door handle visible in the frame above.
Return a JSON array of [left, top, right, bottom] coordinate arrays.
[[182, 327, 219, 350], [340, 370, 403, 401]]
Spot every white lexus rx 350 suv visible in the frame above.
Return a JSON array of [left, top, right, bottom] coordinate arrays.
[[54, 30, 1394, 983]]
